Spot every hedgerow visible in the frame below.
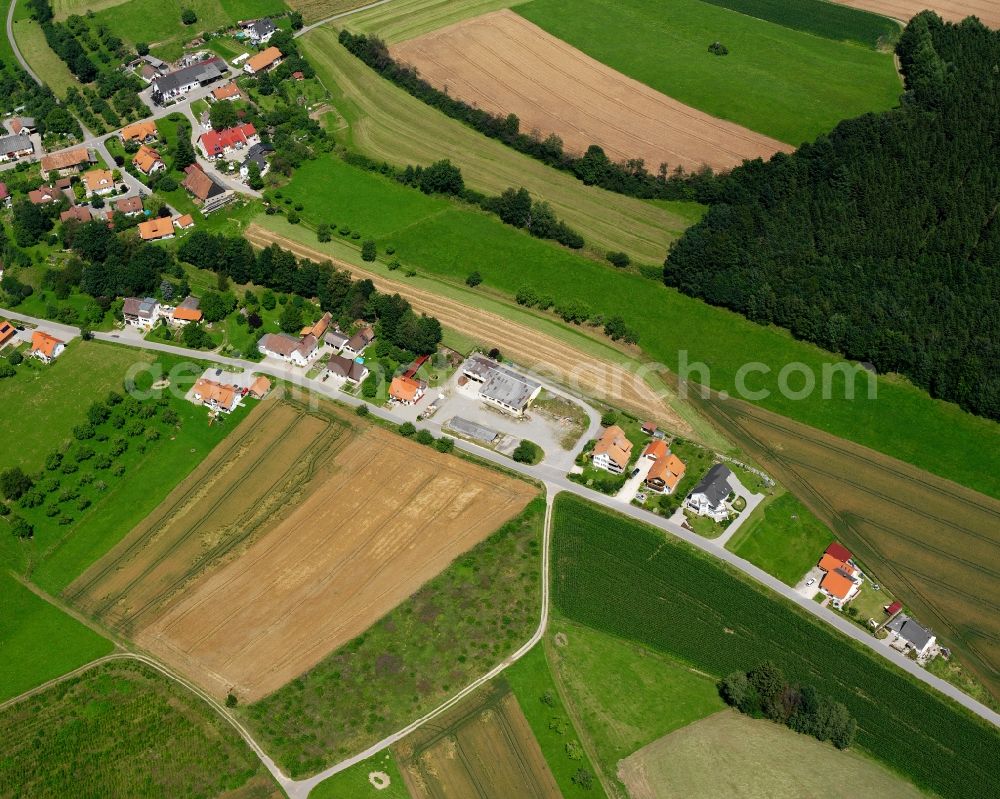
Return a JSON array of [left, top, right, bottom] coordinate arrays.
[[551, 494, 1000, 799]]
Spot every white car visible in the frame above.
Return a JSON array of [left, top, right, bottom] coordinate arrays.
[[806, 578, 816, 587]]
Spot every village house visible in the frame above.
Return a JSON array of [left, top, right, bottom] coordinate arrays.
[[301, 312, 332, 339], [40, 147, 94, 179], [257, 332, 317, 366], [115, 196, 143, 216], [175, 214, 195, 230], [192, 378, 240, 413], [324, 329, 349, 352], [138, 217, 175, 241], [171, 295, 203, 325], [198, 123, 259, 159], [10, 117, 36, 134], [243, 46, 282, 75], [30, 331, 65, 363], [211, 81, 241, 102], [28, 185, 61, 205], [459, 354, 541, 417], [182, 164, 233, 213], [82, 168, 116, 197], [240, 142, 273, 179], [592, 424, 632, 474], [817, 542, 863, 609], [243, 17, 276, 45], [0, 320, 16, 348], [60, 205, 93, 223], [642, 440, 686, 494], [325, 353, 369, 385], [342, 327, 374, 358], [151, 58, 227, 103], [390, 374, 427, 405], [122, 297, 161, 328], [120, 120, 158, 144], [0, 133, 33, 163], [248, 375, 271, 399], [133, 144, 165, 175], [685, 463, 733, 521], [885, 615, 937, 660]]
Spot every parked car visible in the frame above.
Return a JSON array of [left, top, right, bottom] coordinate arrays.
[[806, 578, 816, 587], [630, 467, 641, 478]]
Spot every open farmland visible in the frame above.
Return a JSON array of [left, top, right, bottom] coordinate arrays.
[[300, 27, 702, 265], [397, 684, 561, 799], [550, 495, 1000, 799], [391, 11, 791, 172], [344, 0, 518, 42], [68, 396, 535, 700], [831, 0, 1000, 29], [516, 0, 901, 145], [285, 0, 371, 23], [0, 659, 281, 799], [697, 392, 1000, 702], [618, 710, 926, 799], [698, 0, 900, 45]]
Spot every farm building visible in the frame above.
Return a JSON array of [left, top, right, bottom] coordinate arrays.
[[459, 354, 541, 417], [447, 417, 499, 444], [643, 440, 686, 494], [10, 117, 35, 134], [182, 164, 233, 213], [324, 330, 349, 352], [301, 312, 332, 339], [0, 133, 33, 162], [685, 464, 733, 521], [192, 378, 240, 413], [151, 58, 227, 103], [30, 331, 64, 363], [325, 353, 368, 384], [40, 147, 94, 178], [258, 332, 317, 366], [592, 425, 632, 474], [123, 297, 161, 328]]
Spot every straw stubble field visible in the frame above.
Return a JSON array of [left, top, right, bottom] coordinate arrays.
[[67, 397, 535, 699]]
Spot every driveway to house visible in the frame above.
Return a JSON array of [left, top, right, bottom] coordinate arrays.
[[3, 307, 999, 796], [794, 566, 824, 600], [614, 454, 653, 504], [712, 471, 765, 548]]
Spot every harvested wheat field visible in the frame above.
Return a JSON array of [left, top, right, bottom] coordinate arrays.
[[398, 683, 560, 799], [85, 399, 537, 700], [698, 392, 1000, 701], [831, 0, 999, 28], [391, 10, 791, 172]]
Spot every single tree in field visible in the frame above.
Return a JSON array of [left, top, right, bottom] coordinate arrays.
[[0, 467, 33, 501]]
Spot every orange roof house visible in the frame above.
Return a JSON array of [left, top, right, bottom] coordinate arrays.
[[817, 548, 861, 605], [175, 214, 195, 229], [300, 312, 332, 339], [211, 82, 241, 101], [244, 46, 282, 74], [646, 452, 686, 494], [389, 374, 426, 405], [138, 217, 175, 241], [593, 425, 632, 474], [0, 320, 16, 347], [133, 144, 165, 175], [31, 331, 64, 362], [120, 120, 158, 142], [60, 205, 93, 223], [40, 147, 91, 176], [82, 168, 115, 196], [643, 439, 668, 461], [193, 378, 239, 412], [172, 306, 203, 323], [248, 376, 271, 399]]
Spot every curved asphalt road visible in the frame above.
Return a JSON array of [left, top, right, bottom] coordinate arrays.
[[7, 0, 41, 86], [2, 315, 997, 796]]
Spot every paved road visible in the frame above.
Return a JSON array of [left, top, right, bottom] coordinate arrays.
[[295, 0, 396, 37], [7, 0, 41, 86], [4, 308, 998, 797]]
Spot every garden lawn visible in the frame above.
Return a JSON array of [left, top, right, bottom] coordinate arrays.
[[0, 571, 112, 702], [516, 0, 901, 145], [269, 154, 1000, 501], [727, 491, 834, 585], [0, 342, 152, 473]]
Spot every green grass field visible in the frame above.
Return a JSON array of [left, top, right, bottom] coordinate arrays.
[[550, 494, 1000, 799], [270, 157, 1000, 501], [93, 0, 287, 60], [505, 643, 608, 799], [243, 497, 544, 777], [300, 28, 701, 266], [0, 659, 280, 798], [0, 573, 112, 702], [310, 751, 410, 799], [516, 0, 901, 145], [548, 619, 724, 794], [726, 491, 834, 585], [11, 9, 78, 96], [619, 710, 926, 799]]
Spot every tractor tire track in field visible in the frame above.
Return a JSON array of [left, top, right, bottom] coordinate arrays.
[[246, 225, 692, 435]]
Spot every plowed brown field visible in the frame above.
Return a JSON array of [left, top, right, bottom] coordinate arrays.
[[832, 0, 998, 28], [391, 10, 791, 172], [246, 224, 693, 435]]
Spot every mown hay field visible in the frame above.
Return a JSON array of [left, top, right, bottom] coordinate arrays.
[[391, 10, 791, 172], [68, 396, 535, 700], [698, 393, 1000, 702], [618, 710, 926, 799], [300, 26, 703, 265], [516, 0, 901, 145], [397, 684, 560, 799]]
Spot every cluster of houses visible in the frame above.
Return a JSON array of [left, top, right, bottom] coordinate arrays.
[[591, 422, 690, 498], [149, 56, 228, 105], [257, 313, 376, 377], [123, 295, 204, 328]]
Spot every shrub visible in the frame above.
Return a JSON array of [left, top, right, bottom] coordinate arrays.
[[572, 769, 593, 790], [606, 251, 630, 268], [433, 436, 454, 453], [600, 410, 618, 427], [398, 422, 416, 437], [361, 239, 376, 261], [7, 350, 22, 366], [465, 270, 482, 287], [415, 429, 434, 446], [354, 404, 369, 417], [181, 9, 197, 25], [709, 41, 729, 56], [317, 223, 331, 242], [10, 515, 33, 539], [286, 210, 300, 225], [512, 439, 541, 464], [226, 693, 238, 708]]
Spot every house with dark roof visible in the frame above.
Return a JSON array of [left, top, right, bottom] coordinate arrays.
[[258, 332, 318, 366], [123, 297, 161, 328], [324, 329, 349, 352], [885, 615, 936, 659], [342, 327, 374, 358], [685, 464, 733, 521], [240, 142, 274, 179], [244, 17, 276, 44], [151, 58, 227, 103], [0, 133, 33, 163], [458, 354, 541, 417], [115, 196, 144, 216], [182, 164, 233, 213], [325, 353, 369, 385], [28, 185, 61, 205]]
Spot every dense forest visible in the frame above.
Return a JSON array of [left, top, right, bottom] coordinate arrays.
[[664, 13, 1000, 421]]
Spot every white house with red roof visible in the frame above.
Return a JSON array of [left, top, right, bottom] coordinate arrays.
[[198, 123, 259, 160]]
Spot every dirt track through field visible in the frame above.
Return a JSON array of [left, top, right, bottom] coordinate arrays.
[[391, 10, 792, 171], [134, 414, 535, 700], [831, 0, 999, 28], [246, 225, 691, 434]]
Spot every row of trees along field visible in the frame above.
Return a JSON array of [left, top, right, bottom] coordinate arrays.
[[664, 13, 1000, 421]]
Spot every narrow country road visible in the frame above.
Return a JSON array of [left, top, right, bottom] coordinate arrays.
[[295, 0, 397, 38], [7, 0, 41, 86], [3, 307, 998, 799]]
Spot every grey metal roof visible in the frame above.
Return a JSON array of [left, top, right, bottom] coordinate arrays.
[[461, 354, 496, 381], [885, 615, 934, 650], [0, 133, 32, 153], [324, 330, 349, 347], [154, 59, 225, 95], [447, 417, 498, 443], [689, 463, 733, 505], [480, 366, 539, 410]]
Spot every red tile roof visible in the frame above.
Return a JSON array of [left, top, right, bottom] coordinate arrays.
[[199, 123, 257, 157], [825, 542, 853, 564]]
